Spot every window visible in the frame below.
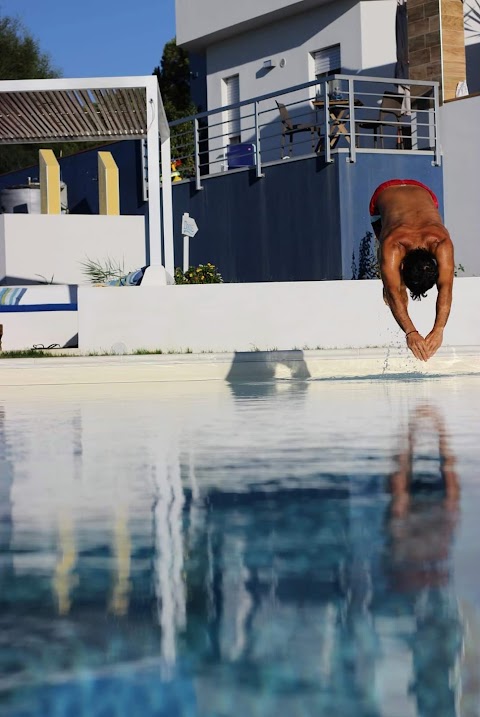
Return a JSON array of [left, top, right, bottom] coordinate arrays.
[[313, 44, 341, 79], [223, 75, 241, 144]]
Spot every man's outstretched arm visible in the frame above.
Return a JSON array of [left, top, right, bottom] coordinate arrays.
[[425, 238, 454, 358], [381, 242, 430, 362]]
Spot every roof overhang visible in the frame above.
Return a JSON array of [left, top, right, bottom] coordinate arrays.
[[0, 75, 174, 279], [0, 75, 170, 145], [177, 0, 396, 53]]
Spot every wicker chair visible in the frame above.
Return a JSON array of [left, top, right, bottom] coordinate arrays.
[[276, 101, 322, 157], [357, 91, 410, 149]]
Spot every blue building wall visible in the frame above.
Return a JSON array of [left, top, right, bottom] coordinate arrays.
[[172, 158, 343, 282], [337, 153, 444, 279], [0, 143, 444, 282], [172, 154, 443, 282], [0, 141, 145, 216]]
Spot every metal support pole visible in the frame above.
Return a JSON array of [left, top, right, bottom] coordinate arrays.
[[433, 83, 441, 167], [160, 135, 175, 276], [348, 78, 357, 163], [324, 82, 332, 164], [254, 101, 263, 178], [183, 235, 189, 272], [194, 118, 203, 191]]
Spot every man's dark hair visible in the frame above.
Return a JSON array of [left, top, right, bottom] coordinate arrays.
[[402, 248, 439, 301]]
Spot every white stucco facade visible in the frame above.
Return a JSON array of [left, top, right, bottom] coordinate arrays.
[[176, 0, 397, 170], [177, 0, 397, 114], [76, 277, 478, 355], [177, 0, 480, 107], [0, 214, 146, 286], [195, 0, 396, 109], [441, 94, 480, 277]]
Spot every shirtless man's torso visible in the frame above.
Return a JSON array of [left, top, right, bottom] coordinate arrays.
[[371, 181, 454, 361]]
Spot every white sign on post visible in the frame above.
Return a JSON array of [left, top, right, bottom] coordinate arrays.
[[182, 213, 199, 272], [181, 213, 198, 238]]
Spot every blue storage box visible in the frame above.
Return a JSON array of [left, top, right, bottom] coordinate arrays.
[[227, 143, 256, 169]]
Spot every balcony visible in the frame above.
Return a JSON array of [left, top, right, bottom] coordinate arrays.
[[168, 74, 440, 190]]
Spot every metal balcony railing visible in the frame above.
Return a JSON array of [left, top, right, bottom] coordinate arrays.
[[167, 74, 440, 190]]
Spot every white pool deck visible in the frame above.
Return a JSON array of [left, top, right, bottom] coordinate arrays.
[[1, 345, 480, 387]]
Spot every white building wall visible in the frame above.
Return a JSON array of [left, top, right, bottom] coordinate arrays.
[[197, 0, 396, 167], [77, 277, 477, 355], [359, 1, 397, 73], [440, 95, 480, 277], [205, 1, 362, 114], [176, 0, 324, 48], [0, 311, 77, 352], [0, 214, 146, 286]]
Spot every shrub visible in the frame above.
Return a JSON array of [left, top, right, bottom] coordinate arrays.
[[174, 263, 223, 284], [351, 231, 380, 280]]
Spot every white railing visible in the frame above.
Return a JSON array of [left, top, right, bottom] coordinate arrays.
[[168, 74, 440, 190]]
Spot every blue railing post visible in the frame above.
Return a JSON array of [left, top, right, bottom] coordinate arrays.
[[194, 117, 203, 191]]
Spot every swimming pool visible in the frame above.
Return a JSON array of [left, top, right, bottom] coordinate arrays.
[[1, 375, 480, 716]]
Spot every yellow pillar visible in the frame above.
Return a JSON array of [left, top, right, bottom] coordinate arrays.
[[109, 506, 131, 616], [39, 149, 61, 214], [52, 512, 77, 616], [98, 151, 120, 215]]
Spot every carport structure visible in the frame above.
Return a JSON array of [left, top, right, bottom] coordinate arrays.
[[0, 75, 173, 283]]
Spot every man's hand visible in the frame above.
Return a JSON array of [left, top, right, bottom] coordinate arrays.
[[425, 328, 444, 359], [406, 331, 429, 361]]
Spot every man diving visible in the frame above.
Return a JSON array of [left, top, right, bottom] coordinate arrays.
[[370, 179, 455, 361]]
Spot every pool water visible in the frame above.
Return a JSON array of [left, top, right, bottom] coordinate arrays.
[[1, 375, 480, 716]]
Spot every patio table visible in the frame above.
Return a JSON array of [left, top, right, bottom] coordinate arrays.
[[313, 98, 364, 149]]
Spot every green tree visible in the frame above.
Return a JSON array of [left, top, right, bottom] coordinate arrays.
[[0, 15, 58, 80], [153, 38, 198, 177], [0, 14, 85, 175]]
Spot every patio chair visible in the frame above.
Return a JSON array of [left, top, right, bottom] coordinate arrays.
[[356, 91, 410, 149], [276, 101, 322, 157]]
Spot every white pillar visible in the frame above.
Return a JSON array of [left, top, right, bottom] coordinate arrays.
[[161, 135, 175, 278], [142, 79, 175, 286], [145, 78, 163, 268]]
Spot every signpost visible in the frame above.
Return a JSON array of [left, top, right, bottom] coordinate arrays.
[[181, 213, 199, 272]]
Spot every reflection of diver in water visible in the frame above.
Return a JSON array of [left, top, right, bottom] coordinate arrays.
[[387, 404, 463, 717]]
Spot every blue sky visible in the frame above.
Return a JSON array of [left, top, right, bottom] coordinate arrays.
[[0, 0, 176, 77]]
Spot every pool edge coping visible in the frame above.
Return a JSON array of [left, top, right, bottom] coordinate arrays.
[[1, 346, 480, 386]]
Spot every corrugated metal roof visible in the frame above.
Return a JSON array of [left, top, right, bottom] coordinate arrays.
[[0, 87, 148, 144]]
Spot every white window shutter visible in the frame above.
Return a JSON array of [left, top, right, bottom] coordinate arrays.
[[314, 45, 341, 77], [225, 75, 240, 139]]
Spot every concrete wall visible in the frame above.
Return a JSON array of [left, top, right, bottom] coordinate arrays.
[[177, 0, 345, 49], [337, 153, 444, 279], [77, 277, 476, 354], [440, 94, 480, 276], [0, 139, 443, 285], [204, 1, 396, 116], [0, 285, 78, 351], [359, 1, 398, 71], [172, 156, 342, 282], [0, 214, 147, 286], [170, 153, 443, 283], [0, 140, 145, 216]]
